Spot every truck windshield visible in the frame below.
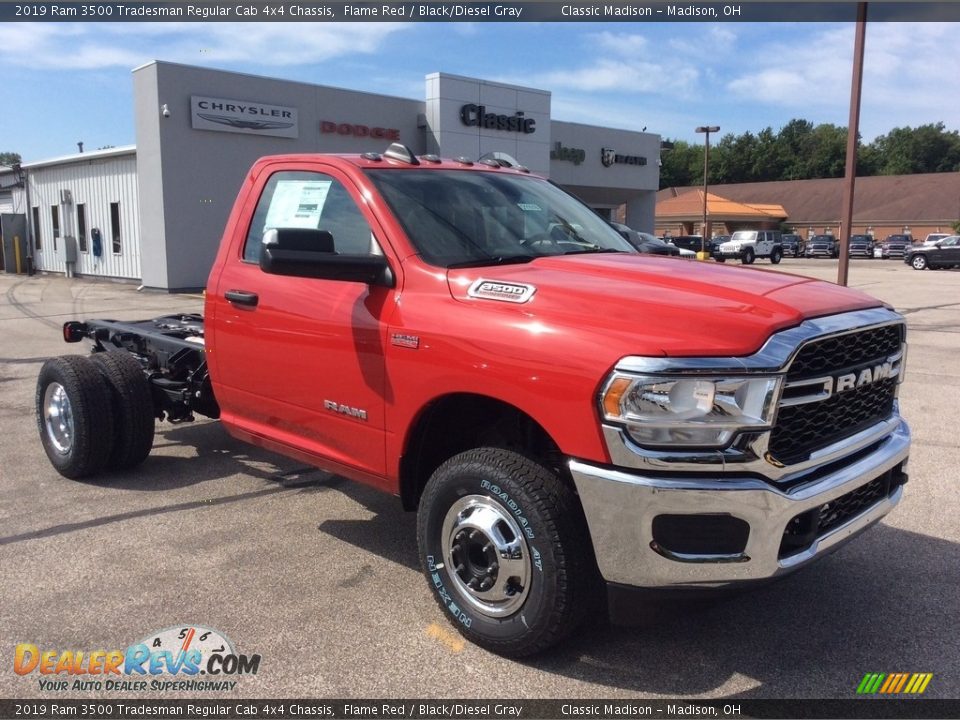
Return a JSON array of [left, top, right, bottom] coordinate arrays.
[[731, 231, 758, 243], [366, 169, 634, 268]]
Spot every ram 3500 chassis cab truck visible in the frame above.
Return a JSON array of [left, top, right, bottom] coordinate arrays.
[[37, 144, 911, 657]]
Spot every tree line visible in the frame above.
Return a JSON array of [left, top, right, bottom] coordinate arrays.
[[659, 120, 960, 189]]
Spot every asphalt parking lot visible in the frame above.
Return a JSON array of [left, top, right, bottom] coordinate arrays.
[[1, 258, 958, 701]]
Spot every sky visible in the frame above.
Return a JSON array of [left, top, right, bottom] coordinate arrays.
[[1, 18, 959, 163]]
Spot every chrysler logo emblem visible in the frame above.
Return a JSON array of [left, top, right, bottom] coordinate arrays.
[[196, 113, 295, 131]]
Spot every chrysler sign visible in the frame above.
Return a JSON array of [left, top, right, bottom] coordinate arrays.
[[191, 96, 299, 138]]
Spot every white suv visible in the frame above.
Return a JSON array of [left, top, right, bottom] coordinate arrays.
[[717, 230, 783, 265]]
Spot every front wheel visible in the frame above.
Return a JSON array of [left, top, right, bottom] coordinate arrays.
[[770, 248, 782, 264], [911, 254, 928, 270], [417, 448, 594, 657], [741, 248, 755, 265], [715, 257, 726, 263]]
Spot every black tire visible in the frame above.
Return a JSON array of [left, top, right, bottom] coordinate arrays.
[[741, 248, 755, 265], [770, 248, 782, 264], [911, 254, 927, 270], [36, 356, 115, 479], [90, 352, 155, 470], [715, 257, 726, 263], [417, 448, 594, 657]]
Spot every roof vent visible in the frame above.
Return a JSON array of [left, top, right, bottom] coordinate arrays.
[[383, 143, 420, 165]]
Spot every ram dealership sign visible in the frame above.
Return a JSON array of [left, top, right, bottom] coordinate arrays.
[[191, 96, 299, 138]]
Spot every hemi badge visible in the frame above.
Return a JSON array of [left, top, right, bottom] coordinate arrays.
[[467, 279, 537, 304], [391, 333, 420, 349]]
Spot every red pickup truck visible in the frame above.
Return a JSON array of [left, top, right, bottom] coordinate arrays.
[[37, 144, 910, 656]]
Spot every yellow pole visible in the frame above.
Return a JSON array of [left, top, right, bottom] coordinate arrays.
[[13, 235, 22, 274]]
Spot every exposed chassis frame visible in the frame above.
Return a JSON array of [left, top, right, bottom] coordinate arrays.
[[63, 314, 220, 422]]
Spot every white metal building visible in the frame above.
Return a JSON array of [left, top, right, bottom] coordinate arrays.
[[7, 147, 141, 280]]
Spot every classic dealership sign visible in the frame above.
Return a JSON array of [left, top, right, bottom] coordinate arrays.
[[459, 104, 536, 134], [191, 96, 298, 138]]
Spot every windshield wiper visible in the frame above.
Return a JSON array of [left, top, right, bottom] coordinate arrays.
[[447, 254, 536, 269], [561, 247, 628, 256]]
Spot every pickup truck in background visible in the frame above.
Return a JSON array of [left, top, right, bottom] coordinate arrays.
[[37, 144, 911, 657]]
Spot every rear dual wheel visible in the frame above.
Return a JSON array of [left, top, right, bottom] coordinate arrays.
[[417, 448, 595, 657], [36, 353, 154, 478]]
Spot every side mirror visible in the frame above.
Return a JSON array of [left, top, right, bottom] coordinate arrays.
[[259, 228, 394, 287]]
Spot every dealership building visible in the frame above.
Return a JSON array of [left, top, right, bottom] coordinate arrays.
[[0, 61, 661, 290]]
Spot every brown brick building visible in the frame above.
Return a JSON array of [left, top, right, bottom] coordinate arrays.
[[657, 172, 960, 242]]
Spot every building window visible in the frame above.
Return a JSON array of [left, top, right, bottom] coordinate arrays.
[[32, 207, 41, 250], [51, 205, 60, 252], [110, 202, 121, 254], [77, 204, 88, 252]]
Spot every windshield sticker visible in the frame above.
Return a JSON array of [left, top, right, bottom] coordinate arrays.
[[516, 203, 542, 212], [467, 279, 537, 304], [265, 180, 332, 230]]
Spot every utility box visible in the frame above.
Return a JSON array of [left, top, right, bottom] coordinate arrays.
[[64, 236, 78, 263]]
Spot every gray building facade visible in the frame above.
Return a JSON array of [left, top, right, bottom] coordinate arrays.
[[134, 62, 660, 290]]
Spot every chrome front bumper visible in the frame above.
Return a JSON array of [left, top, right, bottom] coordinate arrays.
[[569, 419, 910, 589]]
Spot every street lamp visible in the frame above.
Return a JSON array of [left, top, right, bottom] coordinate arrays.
[[695, 125, 720, 257]]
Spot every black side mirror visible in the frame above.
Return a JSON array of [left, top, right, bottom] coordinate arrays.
[[260, 228, 394, 287]]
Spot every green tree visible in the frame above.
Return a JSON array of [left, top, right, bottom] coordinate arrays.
[[711, 131, 758, 184], [0, 151, 21, 166], [867, 123, 960, 175], [658, 139, 702, 189]]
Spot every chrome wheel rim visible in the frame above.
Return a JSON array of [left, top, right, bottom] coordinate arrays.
[[912, 256, 925, 269], [441, 494, 532, 618], [43, 382, 74, 455]]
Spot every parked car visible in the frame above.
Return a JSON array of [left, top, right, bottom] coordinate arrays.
[[716, 230, 784, 264], [922, 233, 951, 247], [905, 235, 960, 269], [847, 234, 874, 258], [805, 235, 838, 258], [611, 223, 680, 256], [664, 235, 709, 254], [881, 234, 912, 259], [781, 234, 805, 257]]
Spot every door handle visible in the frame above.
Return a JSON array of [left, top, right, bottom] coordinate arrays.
[[225, 289, 259, 307]]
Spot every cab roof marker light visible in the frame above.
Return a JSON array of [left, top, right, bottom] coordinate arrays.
[[478, 158, 501, 168], [455, 157, 475, 166], [420, 154, 442, 164], [361, 152, 382, 162], [383, 143, 419, 165]]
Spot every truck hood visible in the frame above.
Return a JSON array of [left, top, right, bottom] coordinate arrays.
[[446, 254, 883, 357]]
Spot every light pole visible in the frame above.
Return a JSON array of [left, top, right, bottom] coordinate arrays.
[[695, 125, 720, 258]]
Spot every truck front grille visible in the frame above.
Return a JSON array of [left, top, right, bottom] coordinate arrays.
[[768, 324, 902, 465], [786, 324, 902, 379]]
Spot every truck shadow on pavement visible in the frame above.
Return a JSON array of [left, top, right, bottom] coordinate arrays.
[[307, 477, 958, 697], [84, 420, 328, 492], [526, 525, 958, 697], [56, 420, 957, 697]]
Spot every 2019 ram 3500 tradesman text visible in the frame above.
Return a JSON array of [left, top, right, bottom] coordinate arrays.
[[37, 144, 911, 657]]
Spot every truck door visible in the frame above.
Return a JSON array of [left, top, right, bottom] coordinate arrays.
[[211, 167, 395, 479]]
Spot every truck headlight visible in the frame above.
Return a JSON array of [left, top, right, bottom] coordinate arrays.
[[601, 373, 781, 448]]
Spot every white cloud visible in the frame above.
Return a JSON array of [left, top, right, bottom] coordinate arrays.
[[724, 22, 960, 137], [0, 22, 409, 70]]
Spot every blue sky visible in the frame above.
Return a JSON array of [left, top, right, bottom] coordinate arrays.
[[1, 19, 958, 162]]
